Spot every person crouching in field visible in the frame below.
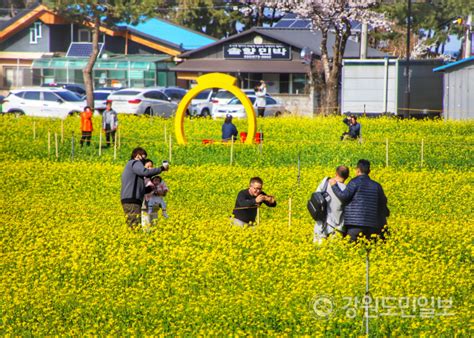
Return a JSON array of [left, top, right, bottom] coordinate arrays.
[[231, 177, 276, 226], [341, 114, 361, 141], [80, 106, 93, 147], [121, 147, 169, 230], [222, 114, 238, 142]]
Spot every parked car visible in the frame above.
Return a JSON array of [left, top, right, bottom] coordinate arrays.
[[210, 89, 260, 116], [41, 83, 86, 97], [93, 89, 114, 114], [212, 95, 286, 119], [107, 88, 177, 117], [162, 87, 187, 104], [190, 89, 214, 117], [2, 88, 86, 118]]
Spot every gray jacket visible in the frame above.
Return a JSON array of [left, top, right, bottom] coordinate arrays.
[[316, 177, 346, 228], [102, 109, 118, 130], [121, 160, 163, 205]]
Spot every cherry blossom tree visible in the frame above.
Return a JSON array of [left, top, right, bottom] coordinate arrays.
[[267, 0, 390, 114]]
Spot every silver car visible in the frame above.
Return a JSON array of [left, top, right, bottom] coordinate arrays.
[[107, 88, 177, 117]]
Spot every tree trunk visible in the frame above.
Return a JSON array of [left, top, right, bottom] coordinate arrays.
[[318, 20, 351, 115], [83, 16, 101, 108]]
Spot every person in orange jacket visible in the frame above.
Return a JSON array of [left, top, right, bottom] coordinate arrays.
[[80, 106, 93, 147]]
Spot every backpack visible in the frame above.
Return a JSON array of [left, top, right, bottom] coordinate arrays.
[[307, 178, 330, 222]]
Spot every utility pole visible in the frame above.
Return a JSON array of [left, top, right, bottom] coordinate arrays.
[[405, 0, 412, 118]]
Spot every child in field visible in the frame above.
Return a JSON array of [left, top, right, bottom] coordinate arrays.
[[141, 159, 155, 229], [147, 175, 169, 221]]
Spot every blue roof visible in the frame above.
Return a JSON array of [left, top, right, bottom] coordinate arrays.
[[118, 18, 216, 50], [433, 56, 474, 72]]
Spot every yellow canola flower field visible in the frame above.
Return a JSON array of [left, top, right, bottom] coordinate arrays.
[[0, 115, 473, 335]]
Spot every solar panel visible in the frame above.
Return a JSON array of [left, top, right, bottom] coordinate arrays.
[[290, 20, 311, 28], [273, 20, 294, 28], [66, 42, 104, 57]]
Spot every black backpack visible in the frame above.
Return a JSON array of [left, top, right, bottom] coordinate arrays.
[[307, 178, 330, 222]]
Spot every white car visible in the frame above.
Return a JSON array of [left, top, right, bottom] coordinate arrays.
[[93, 89, 114, 114], [107, 88, 177, 117], [212, 95, 286, 119], [190, 89, 214, 117], [210, 89, 255, 116], [2, 88, 86, 118]]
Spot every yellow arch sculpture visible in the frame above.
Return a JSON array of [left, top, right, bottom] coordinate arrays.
[[174, 73, 257, 145]]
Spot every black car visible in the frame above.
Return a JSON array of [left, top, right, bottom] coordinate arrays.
[[41, 83, 86, 97]]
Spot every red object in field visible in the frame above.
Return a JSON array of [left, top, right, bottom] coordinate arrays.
[[202, 139, 214, 144], [240, 132, 248, 143], [255, 132, 264, 144]]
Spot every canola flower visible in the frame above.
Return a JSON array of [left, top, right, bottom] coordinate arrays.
[[0, 115, 472, 335]]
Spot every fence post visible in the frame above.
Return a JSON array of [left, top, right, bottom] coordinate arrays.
[[71, 132, 75, 161], [99, 131, 102, 156], [164, 125, 167, 143], [61, 120, 64, 144], [55, 133, 59, 160], [48, 130, 51, 158], [297, 153, 301, 187], [118, 128, 121, 148], [169, 135, 172, 163], [421, 138, 424, 168], [114, 132, 117, 161], [230, 135, 234, 165], [385, 138, 389, 167]]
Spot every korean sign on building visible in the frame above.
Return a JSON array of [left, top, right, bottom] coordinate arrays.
[[224, 44, 291, 60]]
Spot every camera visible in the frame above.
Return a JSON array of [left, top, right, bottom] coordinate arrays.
[[162, 160, 169, 170]]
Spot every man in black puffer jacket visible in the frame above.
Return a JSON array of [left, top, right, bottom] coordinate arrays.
[[330, 159, 389, 242]]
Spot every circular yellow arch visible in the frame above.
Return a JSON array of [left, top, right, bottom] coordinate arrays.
[[174, 73, 256, 145]]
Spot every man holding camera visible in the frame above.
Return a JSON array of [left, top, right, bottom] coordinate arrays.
[[121, 147, 169, 230], [341, 114, 361, 140], [231, 177, 276, 226], [329, 159, 389, 242]]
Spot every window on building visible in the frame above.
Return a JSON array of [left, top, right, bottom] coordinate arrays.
[[5, 67, 32, 87], [78, 29, 91, 42], [34, 22, 42, 38], [292, 74, 306, 94], [29, 27, 37, 44], [280, 74, 289, 93]]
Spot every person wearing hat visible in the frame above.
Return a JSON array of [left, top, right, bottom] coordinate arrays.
[[222, 114, 238, 142], [341, 114, 361, 140]]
